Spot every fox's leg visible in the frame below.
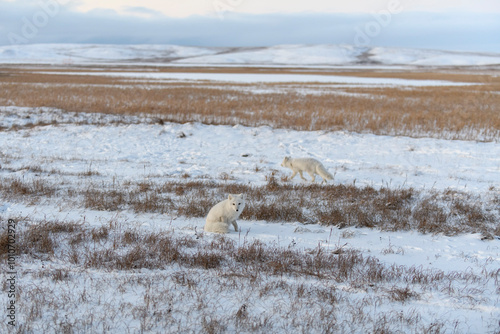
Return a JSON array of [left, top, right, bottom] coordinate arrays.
[[298, 170, 307, 181], [314, 170, 325, 184], [307, 172, 316, 182], [290, 170, 297, 179]]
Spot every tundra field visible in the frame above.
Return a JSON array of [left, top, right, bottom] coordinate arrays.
[[1, 52, 500, 333]]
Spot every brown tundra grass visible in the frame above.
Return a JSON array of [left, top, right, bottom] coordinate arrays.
[[2, 217, 498, 333], [1, 66, 499, 333], [1, 67, 500, 140], [80, 175, 500, 237], [1, 174, 498, 237]]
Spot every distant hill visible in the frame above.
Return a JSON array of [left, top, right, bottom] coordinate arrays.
[[1, 43, 499, 67]]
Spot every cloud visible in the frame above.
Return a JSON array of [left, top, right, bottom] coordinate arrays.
[[0, 0, 498, 52], [122, 6, 164, 18]]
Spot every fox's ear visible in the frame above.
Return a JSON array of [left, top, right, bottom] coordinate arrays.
[[238, 193, 244, 199], [228, 194, 233, 200]]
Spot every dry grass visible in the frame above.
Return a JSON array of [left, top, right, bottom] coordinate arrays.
[[89, 175, 499, 236], [2, 217, 498, 333], [0, 230, 9, 257], [0, 177, 57, 206], [1, 65, 499, 333], [1, 67, 500, 140], [1, 174, 498, 237]]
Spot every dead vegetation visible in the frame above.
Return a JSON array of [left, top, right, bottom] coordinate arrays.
[[1, 67, 500, 141], [1, 217, 498, 333], [76, 175, 500, 237], [1, 173, 498, 237], [1, 65, 499, 333]]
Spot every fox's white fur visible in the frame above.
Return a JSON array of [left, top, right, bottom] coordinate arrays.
[[204, 194, 246, 233], [281, 157, 333, 184]]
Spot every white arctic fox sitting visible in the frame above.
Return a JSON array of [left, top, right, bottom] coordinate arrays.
[[204, 194, 246, 233], [281, 157, 333, 184]]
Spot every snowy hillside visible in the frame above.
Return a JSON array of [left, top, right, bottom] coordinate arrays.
[[0, 44, 217, 65], [1, 43, 499, 66]]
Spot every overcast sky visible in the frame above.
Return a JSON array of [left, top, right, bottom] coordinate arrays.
[[0, 0, 499, 52]]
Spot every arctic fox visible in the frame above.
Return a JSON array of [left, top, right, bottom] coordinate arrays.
[[204, 194, 246, 233], [281, 157, 333, 184]]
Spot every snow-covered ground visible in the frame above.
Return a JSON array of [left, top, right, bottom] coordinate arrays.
[[1, 107, 499, 194], [0, 106, 499, 332], [1, 43, 500, 67], [1, 41, 500, 332]]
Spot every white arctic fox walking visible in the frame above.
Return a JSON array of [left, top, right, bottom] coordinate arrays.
[[204, 194, 246, 233], [281, 157, 333, 184]]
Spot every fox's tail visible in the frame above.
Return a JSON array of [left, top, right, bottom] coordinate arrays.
[[317, 164, 333, 181]]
